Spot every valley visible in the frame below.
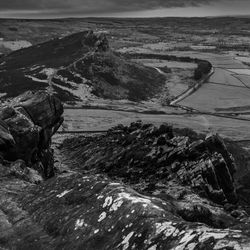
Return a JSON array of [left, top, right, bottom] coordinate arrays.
[[1, 16, 250, 249], [59, 50, 250, 147], [1, 18, 250, 145]]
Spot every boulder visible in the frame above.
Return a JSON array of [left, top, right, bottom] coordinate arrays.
[[60, 123, 238, 205], [0, 115, 250, 249], [0, 90, 63, 177]]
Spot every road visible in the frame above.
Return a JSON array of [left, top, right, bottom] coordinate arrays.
[[169, 51, 250, 113]]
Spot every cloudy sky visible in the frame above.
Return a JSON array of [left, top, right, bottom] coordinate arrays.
[[1, 0, 250, 18]]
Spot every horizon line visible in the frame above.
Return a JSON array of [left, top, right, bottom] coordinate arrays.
[[0, 14, 250, 20]]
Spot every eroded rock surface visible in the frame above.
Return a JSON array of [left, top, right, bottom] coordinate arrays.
[[0, 90, 63, 178], [50, 122, 250, 249], [60, 122, 238, 206], [0, 110, 250, 249], [18, 173, 250, 250]]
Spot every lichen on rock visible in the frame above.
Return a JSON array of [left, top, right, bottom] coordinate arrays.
[[0, 97, 250, 249]]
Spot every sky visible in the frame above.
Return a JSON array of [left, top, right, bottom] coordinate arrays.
[[0, 0, 250, 18]]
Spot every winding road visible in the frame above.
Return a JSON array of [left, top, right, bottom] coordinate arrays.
[[173, 52, 250, 113]]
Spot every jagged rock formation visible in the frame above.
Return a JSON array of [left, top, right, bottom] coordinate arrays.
[[60, 122, 238, 206], [49, 122, 250, 249], [18, 173, 250, 250], [0, 90, 63, 178], [0, 31, 165, 102], [0, 99, 250, 249]]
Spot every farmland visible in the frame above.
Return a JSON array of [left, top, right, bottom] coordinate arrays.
[[1, 17, 250, 145], [1, 16, 250, 249]]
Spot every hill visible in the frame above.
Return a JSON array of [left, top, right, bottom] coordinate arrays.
[[0, 30, 166, 103]]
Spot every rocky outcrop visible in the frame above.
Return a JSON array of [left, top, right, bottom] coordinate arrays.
[[46, 122, 249, 249], [0, 31, 166, 102], [0, 31, 110, 99], [60, 122, 238, 206], [0, 110, 250, 249], [0, 91, 63, 250], [17, 173, 250, 250], [0, 90, 63, 178]]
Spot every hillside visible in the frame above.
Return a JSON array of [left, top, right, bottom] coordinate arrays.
[[0, 96, 250, 249], [0, 16, 250, 250], [0, 30, 165, 102]]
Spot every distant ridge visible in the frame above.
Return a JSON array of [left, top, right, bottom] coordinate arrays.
[[0, 31, 165, 103]]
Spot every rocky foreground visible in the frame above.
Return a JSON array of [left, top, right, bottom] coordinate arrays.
[[0, 91, 250, 249]]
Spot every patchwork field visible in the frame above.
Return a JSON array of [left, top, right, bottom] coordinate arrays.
[[228, 69, 250, 75], [175, 52, 250, 113], [234, 74, 250, 88], [208, 68, 245, 86], [180, 83, 250, 111], [2, 17, 250, 54], [1, 17, 250, 144]]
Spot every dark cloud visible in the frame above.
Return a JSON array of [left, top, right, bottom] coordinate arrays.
[[0, 0, 230, 12], [0, 0, 248, 16], [0, 0, 71, 10]]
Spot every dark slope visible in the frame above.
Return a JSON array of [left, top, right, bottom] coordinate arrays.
[[0, 31, 109, 70], [0, 31, 165, 102], [1, 101, 250, 249], [58, 51, 166, 101]]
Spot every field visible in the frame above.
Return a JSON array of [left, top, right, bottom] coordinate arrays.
[[1, 17, 250, 146], [60, 108, 250, 141], [1, 17, 250, 52]]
